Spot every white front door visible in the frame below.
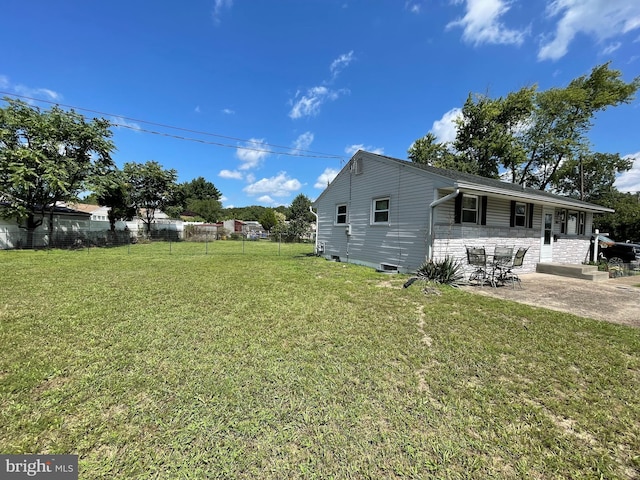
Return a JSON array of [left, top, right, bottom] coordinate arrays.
[[540, 208, 554, 262]]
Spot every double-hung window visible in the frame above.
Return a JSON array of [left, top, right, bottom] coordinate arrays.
[[335, 204, 348, 224], [514, 202, 527, 227], [461, 195, 478, 223], [372, 197, 390, 224]]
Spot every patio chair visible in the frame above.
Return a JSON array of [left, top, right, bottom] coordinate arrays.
[[492, 245, 514, 285], [500, 246, 529, 289], [466, 246, 490, 286]]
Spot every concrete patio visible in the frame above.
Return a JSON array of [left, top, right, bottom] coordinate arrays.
[[461, 273, 640, 328]]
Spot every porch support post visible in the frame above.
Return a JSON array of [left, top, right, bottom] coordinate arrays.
[[427, 186, 459, 261]]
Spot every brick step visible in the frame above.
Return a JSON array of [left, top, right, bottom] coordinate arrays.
[[536, 262, 609, 282]]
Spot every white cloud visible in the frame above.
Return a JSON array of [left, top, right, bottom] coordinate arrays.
[[258, 195, 276, 204], [615, 152, 640, 192], [243, 172, 302, 197], [222, 108, 235, 115], [220, 195, 228, 203], [289, 53, 353, 119], [602, 42, 622, 55], [291, 131, 314, 154], [329, 51, 355, 80], [345, 144, 384, 156], [314, 168, 340, 189], [0, 76, 62, 103], [289, 86, 344, 119], [212, 0, 233, 24], [447, 0, 527, 46], [110, 116, 141, 132], [405, 2, 421, 14], [194, 105, 201, 113], [218, 169, 244, 180], [431, 107, 463, 143], [236, 138, 269, 170], [539, 0, 640, 61]]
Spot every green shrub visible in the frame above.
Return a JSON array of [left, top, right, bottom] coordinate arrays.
[[416, 256, 465, 286]]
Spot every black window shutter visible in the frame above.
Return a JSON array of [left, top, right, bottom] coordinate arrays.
[[510, 200, 516, 227], [480, 196, 488, 225], [454, 193, 462, 224], [528, 203, 534, 228]]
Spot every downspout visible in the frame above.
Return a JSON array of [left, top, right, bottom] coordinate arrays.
[[427, 187, 459, 261], [309, 206, 319, 255]]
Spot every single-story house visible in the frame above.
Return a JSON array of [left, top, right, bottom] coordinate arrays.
[[0, 203, 92, 249], [312, 150, 614, 274]]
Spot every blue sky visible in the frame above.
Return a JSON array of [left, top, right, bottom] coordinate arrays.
[[2, 0, 640, 208]]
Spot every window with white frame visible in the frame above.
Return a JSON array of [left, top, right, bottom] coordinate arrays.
[[335, 204, 347, 224], [372, 197, 390, 223], [514, 202, 527, 227], [462, 195, 478, 223]]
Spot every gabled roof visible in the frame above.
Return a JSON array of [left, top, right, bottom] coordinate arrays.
[[317, 150, 614, 213]]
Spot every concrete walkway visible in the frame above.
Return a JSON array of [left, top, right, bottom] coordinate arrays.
[[461, 273, 640, 328]]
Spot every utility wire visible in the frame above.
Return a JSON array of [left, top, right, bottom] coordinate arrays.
[[111, 122, 342, 158], [0, 91, 345, 160]]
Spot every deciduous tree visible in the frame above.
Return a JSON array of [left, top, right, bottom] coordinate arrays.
[[122, 161, 178, 235], [0, 98, 114, 247]]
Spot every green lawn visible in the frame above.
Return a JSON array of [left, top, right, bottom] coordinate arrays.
[[1, 242, 639, 479]]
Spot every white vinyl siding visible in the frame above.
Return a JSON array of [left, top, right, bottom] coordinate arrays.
[[314, 152, 433, 272]]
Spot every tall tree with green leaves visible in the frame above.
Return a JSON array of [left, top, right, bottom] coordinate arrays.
[[407, 132, 460, 170], [94, 169, 136, 231], [593, 190, 640, 242], [454, 87, 535, 180], [554, 152, 632, 202], [122, 161, 178, 235], [408, 63, 639, 196], [175, 176, 223, 222], [259, 208, 278, 233], [0, 98, 114, 247], [521, 63, 639, 190]]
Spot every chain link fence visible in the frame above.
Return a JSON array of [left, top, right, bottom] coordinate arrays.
[[0, 226, 314, 256]]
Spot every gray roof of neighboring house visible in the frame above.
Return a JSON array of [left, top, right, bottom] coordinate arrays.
[[0, 202, 92, 217]]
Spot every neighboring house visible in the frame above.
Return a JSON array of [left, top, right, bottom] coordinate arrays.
[[313, 150, 614, 274], [64, 203, 112, 231], [0, 203, 92, 249], [243, 221, 266, 239], [214, 219, 246, 237], [126, 209, 183, 238]]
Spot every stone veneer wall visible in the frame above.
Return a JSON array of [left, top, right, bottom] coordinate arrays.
[[432, 225, 593, 278], [432, 224, 541, 276], [551, 235, 592, 264]]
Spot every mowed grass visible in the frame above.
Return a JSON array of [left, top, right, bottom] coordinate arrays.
[[1, 242, 639, 479]]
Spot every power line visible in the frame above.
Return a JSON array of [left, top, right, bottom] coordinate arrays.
[[111, 122, 342, 158], [0, 91, 345, 160]]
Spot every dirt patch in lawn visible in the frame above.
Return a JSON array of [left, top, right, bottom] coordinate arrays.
[[460, 273, 640, 328]]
